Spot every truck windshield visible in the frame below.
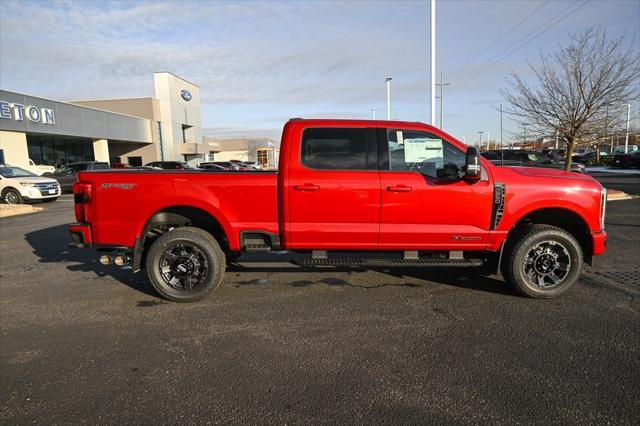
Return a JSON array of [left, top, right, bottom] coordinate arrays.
[[0, 166, 37, 178]]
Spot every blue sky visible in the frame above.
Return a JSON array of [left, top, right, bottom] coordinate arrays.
[[0, 0, 638, 143]]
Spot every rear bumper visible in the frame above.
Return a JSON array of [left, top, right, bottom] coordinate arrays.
[[592, 231, 607, 256], [68, 223, 92, 248]]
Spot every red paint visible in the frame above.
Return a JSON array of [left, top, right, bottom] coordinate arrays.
[[70, 119, 606, 260]]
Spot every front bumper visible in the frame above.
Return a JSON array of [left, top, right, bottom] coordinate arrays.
[[22, 185, 61, 200], [592, 231, 607, 256], [69, 223, 92, 248]]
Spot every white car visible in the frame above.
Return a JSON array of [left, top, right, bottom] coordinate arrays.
[[25, 159, 55, 176], [0, 165, 61, 204]]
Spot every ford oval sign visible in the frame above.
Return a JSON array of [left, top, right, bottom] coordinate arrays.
[[180, 89, 192, 102]]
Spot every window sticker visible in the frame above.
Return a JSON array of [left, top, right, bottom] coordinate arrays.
[[396, 131, 404, 145], [404, 138, 443, 163]]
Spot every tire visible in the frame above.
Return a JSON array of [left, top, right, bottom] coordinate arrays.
[[42, 197, 58, 203], [145, 226, 226, 302], [502, 224, 583, 298], [2, 188, 24, 205]]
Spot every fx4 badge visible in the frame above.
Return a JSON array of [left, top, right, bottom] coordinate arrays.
[[100, 183, 137, 190]]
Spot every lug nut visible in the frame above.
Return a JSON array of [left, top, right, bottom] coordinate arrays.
[[99, 255, 111, 265]]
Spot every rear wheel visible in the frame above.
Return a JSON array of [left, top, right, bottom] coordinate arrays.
[[503, 224, 583, 298], [2, 188, 23, 205], [146, 226, 225, 302]]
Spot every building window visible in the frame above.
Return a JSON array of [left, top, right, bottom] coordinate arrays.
[[257, 149, 269, 167], [127, 156, 142, 167], [26, 135, 94, 167]]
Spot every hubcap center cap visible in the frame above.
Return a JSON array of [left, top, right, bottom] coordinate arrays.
[[534, 253, 556, 275], [173, 257, 195, 275]]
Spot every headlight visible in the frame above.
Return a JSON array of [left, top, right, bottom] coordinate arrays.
[[19, 182, 36, 187], [600, 187, 607, 230]]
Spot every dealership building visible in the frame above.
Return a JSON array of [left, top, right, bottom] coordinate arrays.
[[0, 72, 246, 169]]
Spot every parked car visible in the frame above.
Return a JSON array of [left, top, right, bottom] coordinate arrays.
[[198, 161, 244, 171], [44, 161, 110, 193], [482, 150, 585, 173], [613, 145, 639, 155], [25, 159, 55, 176], [613, 151, 640, 168], [572, 148, 592, 158], [199, 163, 227, 171], [0, 165, 61, 204], [69, 119, 607, 302], [145, 161, 192, 170]]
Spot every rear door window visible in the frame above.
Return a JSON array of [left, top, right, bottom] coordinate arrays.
[[301, 128, 367, 170]]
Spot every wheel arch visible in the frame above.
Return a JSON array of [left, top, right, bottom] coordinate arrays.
[[133, 205, 230, 272], [508, 207, 593, 262]]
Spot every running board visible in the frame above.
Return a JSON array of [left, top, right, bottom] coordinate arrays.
[[295, 258, 483, 267]]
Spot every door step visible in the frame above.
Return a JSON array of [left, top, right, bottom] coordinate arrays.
[[295, 257, 483, 267]]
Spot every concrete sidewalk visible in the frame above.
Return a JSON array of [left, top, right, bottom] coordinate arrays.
[[0, 204, 44, 218]]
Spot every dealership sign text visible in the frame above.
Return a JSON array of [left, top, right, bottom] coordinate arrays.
[[0, 101, 56, 125]]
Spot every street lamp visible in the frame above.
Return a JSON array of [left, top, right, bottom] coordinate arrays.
[[385, 77, 392, 120], [371, 107, 376, 120], [624, 103, 631, 153], [478, 131, 485, 149], [435, 71, 450, 129]]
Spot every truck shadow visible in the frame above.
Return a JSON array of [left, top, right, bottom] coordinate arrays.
[[24, 224, 157, 297], [25, 224, 516, 298], [228, 263, 518, 296]]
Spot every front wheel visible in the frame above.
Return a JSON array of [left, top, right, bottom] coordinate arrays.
[[2, 188, 23, 204], [503, 224, 583, 298], [146, 226, 226, 302]]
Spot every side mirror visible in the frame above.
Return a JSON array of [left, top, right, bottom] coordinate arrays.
[[465, 147, 481, 181]]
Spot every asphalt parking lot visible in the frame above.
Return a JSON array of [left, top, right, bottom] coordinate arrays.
[[1, 173, 639, 424]]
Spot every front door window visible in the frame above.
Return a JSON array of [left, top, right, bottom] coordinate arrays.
[[387, 130, 466, 179]]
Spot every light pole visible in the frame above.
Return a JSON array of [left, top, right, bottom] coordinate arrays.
[[435, 71, 450, 129], [430, 0, 436, 125], [478, 131, 485, 150], [523, 123, 530, 146], [371, 107, 376, 120], [385, 77, 392, 120], [486, 131, 490, 150], [624, 103, 631, 153]]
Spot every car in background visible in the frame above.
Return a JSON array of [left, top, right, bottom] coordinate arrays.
[[198, 163, 227, 171], [198, 161, 245, 171], [613, 151, 640, 168], [482, 150, 585, 173], [145, 161, 193, 170], [25, 159, 56, 176], [44, 161, 110, 193], [0, 165, 61, 204]]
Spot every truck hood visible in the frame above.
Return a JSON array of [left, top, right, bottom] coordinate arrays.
[[509, 166, 594, 181]]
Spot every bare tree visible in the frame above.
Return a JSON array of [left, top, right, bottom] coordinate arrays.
[[501, 27, 640, 170]]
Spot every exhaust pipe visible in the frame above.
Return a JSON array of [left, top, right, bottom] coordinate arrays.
[[99, 254, 131, 266]]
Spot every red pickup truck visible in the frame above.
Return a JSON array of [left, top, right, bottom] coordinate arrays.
[[69, 119, 607, 302]]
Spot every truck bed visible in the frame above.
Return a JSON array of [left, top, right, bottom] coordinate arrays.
[[78, 170, 278, 250]]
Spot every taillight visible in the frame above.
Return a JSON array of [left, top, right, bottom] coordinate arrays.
[[73, 182, 92, 223]]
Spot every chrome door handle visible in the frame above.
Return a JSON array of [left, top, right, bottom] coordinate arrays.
[[387, 185, 412, 192], [294, 184, 319, 192]]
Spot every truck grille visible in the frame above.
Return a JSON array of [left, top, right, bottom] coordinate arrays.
[[35, 182, 59, 196]]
